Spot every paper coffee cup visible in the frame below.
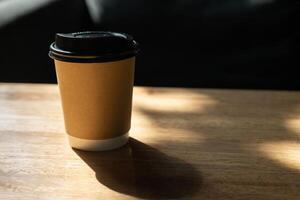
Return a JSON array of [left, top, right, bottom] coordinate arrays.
[[49, 31, 139, 151]]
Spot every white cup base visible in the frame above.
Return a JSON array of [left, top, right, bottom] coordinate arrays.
[[68, 132, 129, 151]]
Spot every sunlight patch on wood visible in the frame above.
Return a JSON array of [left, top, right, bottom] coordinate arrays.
[[259, 141, 300, 171], [285, 118, 300, 135], [133, 87, 217, 113]]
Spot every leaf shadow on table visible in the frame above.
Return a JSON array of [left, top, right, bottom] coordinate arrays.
[[133, 88, 300, 199], [74, 138, 202, 199]]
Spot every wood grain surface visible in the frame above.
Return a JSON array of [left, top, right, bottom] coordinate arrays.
[[1, 83, 300, 200]]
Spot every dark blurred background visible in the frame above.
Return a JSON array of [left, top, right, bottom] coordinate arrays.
[[0, 0, 298, 89]]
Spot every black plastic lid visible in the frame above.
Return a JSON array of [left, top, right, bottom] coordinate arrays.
[[49, 31, 139, 63]]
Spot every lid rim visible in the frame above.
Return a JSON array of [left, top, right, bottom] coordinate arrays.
[[49, 31, 139, 63], [49, 49, 138, 63], [49, 42, 139, 57]]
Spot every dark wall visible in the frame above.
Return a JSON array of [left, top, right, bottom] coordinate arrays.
[[93, 0, 298, 89], [0, 0, 298, 89], [0, 0, 92, 83]]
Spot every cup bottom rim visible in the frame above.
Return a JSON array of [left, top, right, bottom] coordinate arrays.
[[67, 132, 129, 151]]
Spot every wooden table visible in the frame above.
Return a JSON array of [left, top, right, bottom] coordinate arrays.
[[1, 83, 300, 200]]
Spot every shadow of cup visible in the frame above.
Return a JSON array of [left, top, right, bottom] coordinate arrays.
[[74, 138, 202, 199]]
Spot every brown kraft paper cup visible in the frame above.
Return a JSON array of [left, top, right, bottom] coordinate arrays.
[[49, 31, 139, 151]]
